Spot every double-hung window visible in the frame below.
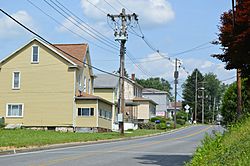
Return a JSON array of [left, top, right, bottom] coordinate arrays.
[[6, 104, 23, 117], [78, 108, 94, 116], [12, 71, 20, 89], [31, 45, 39, 63]]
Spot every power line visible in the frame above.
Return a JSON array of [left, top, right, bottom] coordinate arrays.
[[26, 0, 115, 54], [85, 0, 156, 79], [169, 42, 211, 58], [85, 0, 107, 15], [103, 0, 120, 13], [43, 0, 119, 51], [0, 8, 121, 79], [220, 76, 236, 82], [54, 0, 118, 48], [116, 0, 133, 13], [26, 0, 117, 54]]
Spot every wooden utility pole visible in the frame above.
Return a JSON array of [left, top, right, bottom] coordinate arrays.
[[174, 58, 179, 129], [201, 82, 205, 124], [108, 9, 138, 135], [232, 0, 242, 117], [194, 70, 198, 123]]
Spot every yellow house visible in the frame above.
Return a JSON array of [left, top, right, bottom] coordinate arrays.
[[0, 38, 112, 132]]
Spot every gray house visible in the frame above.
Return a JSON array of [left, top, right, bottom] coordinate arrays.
[[142, 88, 171, 117]]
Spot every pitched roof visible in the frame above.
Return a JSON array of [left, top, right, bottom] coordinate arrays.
[[0, 38, 88, 68], [142, 88, 168, 94], [93, 74, 119, 89], [53, 44, 88, 67], [75, 92, 113, 105], [133, 97, 158, 105]]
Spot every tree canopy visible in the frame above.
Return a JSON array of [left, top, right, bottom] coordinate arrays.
[[212, 0, 250, 77], [221, 80, 250, 125], [182, 69, 225, 123]]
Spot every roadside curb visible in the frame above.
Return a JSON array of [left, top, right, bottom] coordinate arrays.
[[0, 125, 194, 156]]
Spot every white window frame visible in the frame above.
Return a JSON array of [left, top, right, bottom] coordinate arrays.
[[77, 108, 94, 116], [6, 103, 24, 118], [31, 45, 39, 63], [12, 71, 21, 89]]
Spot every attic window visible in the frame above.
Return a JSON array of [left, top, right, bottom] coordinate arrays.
[[31, 45, 39, 63]]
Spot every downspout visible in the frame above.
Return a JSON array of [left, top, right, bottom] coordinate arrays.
[[96, 99, 99, 129], [72, 69, 76, 132]]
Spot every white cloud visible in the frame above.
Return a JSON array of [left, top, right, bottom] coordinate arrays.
[[126, 54, 235, 85], [80, 0, 175, 27], [56, 16, 113, 39], [0, 11, 34, 39]]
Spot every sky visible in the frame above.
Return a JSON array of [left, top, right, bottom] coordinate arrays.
[[0, 0, 236, 97]]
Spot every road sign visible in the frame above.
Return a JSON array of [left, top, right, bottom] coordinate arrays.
[[184, 104, 190, 110]]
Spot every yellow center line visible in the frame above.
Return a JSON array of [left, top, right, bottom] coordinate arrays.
[[110, 125, 213, 152], [33, 125, 212, 166]]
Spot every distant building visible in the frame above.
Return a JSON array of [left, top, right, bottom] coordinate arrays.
[[142, 88, 171, 117], [94, 74, 157, 130], [167, 101, 183, 119]]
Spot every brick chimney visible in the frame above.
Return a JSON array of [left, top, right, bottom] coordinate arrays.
[[131, 74, 135, 81]]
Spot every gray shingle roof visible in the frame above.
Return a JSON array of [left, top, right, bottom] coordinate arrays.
[[142, 88, 168, 94], [94, 74, 119, 88]]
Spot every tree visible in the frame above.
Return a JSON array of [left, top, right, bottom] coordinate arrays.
[[221, 80, 250, 125], [203, 73, 223, 123], [182, 69, 203, 122], [212, 0, 250, 78], [136, 77, 172, 99], [182, 70, 225, 123]]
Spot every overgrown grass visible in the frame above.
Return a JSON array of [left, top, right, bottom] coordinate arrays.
[[0, 129, 163, 150], [186, 116, 250, 166]]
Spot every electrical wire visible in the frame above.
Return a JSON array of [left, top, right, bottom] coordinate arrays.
[[26, 0, 116, 54], [103, 0, 120, 13], [0, 8, 121, 79], [43, 0, 119, 51], [54, 0, 118, 48], [85, 0, 157, 79]]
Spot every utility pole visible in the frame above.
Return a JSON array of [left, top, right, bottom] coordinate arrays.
[[174, 58, 179, 129], [201, 82, 205, 124], [232, 0, 242, 118], [108, 9, 137, 135], [194, 70, 198, 123], [213, 97, 216, 123]]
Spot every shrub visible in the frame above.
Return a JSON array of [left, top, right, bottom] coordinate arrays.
[[156, 123, 167, 130], [150, 116, 166, 123], [177, 119, 186, 125], [138, 122, 155, 130]]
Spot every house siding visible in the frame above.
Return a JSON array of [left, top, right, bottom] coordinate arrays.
[[0, 40, 74, 126], [75, 100, 97, 127], [135, 101, 150, 120], [94, 88, 114, 103], [98, 100, 112, 129]]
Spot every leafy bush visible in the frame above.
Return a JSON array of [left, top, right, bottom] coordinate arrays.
[[156, 123, 167, 130], [150, 116, 166, 123], [177, 119, 186, 125], [138, 122, 155, 130]]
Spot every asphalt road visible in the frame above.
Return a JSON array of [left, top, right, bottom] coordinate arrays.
[[0, 125, 223, 166]]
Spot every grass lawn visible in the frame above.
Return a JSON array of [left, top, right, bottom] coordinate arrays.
[[0, 129, 165, 150]]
